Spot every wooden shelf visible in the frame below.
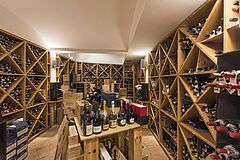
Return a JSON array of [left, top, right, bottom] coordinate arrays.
[[0, 29, 49, 142], [145, 0, 234, 159]]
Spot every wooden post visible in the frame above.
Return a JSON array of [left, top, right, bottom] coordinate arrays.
[[117, 132, 126, 156], [128, 127, 142, 160], [84, 138, 99, 160]]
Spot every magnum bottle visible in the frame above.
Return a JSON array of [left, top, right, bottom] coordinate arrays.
[[109, 101, 117, 128], [118, 100, 127, 126], [102, 101, 110, 131], [127, 100, 135, 124], [93, 108, 102, 134], [82, 103, 93, 136]]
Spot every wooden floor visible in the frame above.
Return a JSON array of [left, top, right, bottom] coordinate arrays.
[[27, 125, 168, 160]]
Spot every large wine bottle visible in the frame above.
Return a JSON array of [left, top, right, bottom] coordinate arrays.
[[82, 103, 93, 136], [118, 100, 127, 126], [109, 101, 117, 128], [127, 101, 135, 124], [93, 108, 102, 134]]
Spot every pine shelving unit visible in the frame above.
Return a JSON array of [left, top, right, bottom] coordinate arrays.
[[74, 62, 135, 97], [56, 54, 70, 83], [123, 64, 135, 100], [0, 29, 50, 141], [148, 0, 240, 159]]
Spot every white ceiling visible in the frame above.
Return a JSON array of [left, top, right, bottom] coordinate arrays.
[[0, 0, 206, 63]]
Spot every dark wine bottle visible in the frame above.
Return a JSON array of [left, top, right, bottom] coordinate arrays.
[[118, 100, 127, 126], [127, 101, 134, 124], [82, 103, 93, 136], [93, 108, 102, 134]]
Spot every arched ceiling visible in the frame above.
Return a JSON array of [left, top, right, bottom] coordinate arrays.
[[0, 0, 206, 63]]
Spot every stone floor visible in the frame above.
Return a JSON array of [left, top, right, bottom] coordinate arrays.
[[27, 125, 59, 160], [142, 128, 169, 160], [27, 125, 169, 160]]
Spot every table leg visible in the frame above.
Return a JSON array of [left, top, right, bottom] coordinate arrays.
[[128, 127, 142, 160], [84, 138, 99, 160]]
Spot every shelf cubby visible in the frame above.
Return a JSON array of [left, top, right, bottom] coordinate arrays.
[[161, 98, 175, 119]]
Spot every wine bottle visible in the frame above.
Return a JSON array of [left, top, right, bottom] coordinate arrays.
[[0, 34, 17, 52], [216, 145, 240, 159], [169, 90, 177, 105], [127, 101, 135, 124], [182, 145, 191, 160], [93, 107, 102, 134], [182, 93, 192, 114], [163, 105, 174, 116], [207, 119, 229, 127], [166, 123, 177, 138], [82, 103, 93, 136], [118, 100, 127, 126], [102, 101, 110, 131], [109, 101, 117, 128], [187, 118, 207, 130]]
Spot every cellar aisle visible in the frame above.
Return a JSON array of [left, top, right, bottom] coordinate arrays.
[[142, 128, 169, 160], [27, 125, 59, 160], [27, 126, 168, 160]]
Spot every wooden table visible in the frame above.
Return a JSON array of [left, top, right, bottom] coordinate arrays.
[[74, 117, 142, 160]]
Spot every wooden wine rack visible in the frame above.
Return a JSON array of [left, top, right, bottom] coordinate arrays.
[[70, 61, 135, 99], [56, 54, 70, 82], [54, 56, 136, 99], [0, 29, 50, 141], [136, 58, 147, 84], [148, 0, 240, 159]]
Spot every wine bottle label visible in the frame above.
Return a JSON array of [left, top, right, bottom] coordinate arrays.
[[110, 120, 117, 128], [86, 124, 93, 136], [93, 125, 101, 133], [103, 124, 109, 130], [120, 119, 126, 125], [130, 118, 134, 124]]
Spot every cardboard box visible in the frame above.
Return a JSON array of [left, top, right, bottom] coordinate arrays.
[[102, 85, 110, 92], [69, 126, 79, 145], [110, 83, 114, 92], [119, 88, 127, 98], [104, 79, 114, 85], [68, 143, 82, 159], [76, 93, 83, 100], [61, 85, 70, 93], [63, 92, 77, 100], [63, 74, 69, 82], [64, 100, 76, 109], [63, 81, 70, 86]]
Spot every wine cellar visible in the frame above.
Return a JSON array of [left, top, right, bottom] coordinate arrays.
[[0, 0, 239, 159]]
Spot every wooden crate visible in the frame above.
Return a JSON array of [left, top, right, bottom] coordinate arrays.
[[69, 125, 79, 145]]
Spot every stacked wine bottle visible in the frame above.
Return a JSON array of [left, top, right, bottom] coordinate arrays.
[[81, 98, 135, 136]]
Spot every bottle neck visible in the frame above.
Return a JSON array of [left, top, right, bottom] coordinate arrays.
[[111, 104, 115, 112]]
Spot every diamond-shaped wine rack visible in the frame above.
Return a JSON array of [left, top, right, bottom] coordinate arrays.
[[0, 29, 49, 141], [146, 0, 231, 159]]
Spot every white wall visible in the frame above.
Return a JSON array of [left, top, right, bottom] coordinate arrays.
[[0, 5, 47, 48], [61, 53, 126, 65]]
